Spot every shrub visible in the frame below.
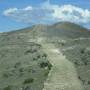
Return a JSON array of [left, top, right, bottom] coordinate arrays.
[[61, 42, 65, 46], [37, 55, 41, 59], [78, 76, 81, 80], [81, 48, 85, 54], [48, 63, 52, 70], [88, 81, 90, 84], [33, 57, 37, 61], [40, 62, 52, 70], [3, 72, 13, 78], [40, 62, 49, 68], [84, 62, 87, 65], [23, 78, 34, 84], [19, 68, 24, 72], [25, 49, 37, 54], [42, 54, 47, 58], [74, 62, 79, 65], [24, 50, 31, 54], [3, 73, 9, 78], [3, 86, 11, 90], [14, 62, 21, 68], [81, 56, 88, 65], [44, 71, 49, 76], [22, 86, 31, 90]]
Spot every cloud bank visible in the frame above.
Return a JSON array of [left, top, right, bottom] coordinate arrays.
[[3, 1, 90, 24]]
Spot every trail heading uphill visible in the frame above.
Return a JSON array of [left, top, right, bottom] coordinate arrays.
[[40, 43, 84, 90]]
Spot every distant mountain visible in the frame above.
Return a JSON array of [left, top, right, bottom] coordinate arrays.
[[46, 22, 90, 39], [3, 22, 89, 41]]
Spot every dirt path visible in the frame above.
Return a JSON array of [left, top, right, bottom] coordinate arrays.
[[41, 43, 84, 90]]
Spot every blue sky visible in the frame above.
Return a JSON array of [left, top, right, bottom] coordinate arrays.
[[0, 0, 90, 32]]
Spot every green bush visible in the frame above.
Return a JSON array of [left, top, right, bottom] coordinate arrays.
[[81, 56, 88, 65], [3, 72, 13, 78], [88, 81, 90, 84], [3, 73, 9, 78], [48, 63, 52, 70], [40, 62, 49, 68], [44, 70, 49, 76], [40, 62, 52, 70], [25, 48, 37, 54], [23, 78, 34, 84], [3, 86, 11, 90], [81, 48, 85, 54], [61, 42, 65, 46], [14, 62, 21, 68], [42, 54, 47, 58], [24, 50, 32, 54], [33, 57, 37, 61]]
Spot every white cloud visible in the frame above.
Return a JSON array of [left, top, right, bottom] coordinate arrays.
[[3, 8, 18, 16], [23, 6, 33, 11], [51, 4, 90, 23], [3, 1, 90, 24]]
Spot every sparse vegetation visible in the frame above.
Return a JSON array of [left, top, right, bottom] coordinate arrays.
[[0, 42, 50, 90], [58, 39, 90, 90]]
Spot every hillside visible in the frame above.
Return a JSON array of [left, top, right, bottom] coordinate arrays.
[[0, 32, 52, 90], [0, 22, 90, 90]]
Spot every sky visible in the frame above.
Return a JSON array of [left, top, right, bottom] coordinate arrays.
[[0, 0, 90, 32]]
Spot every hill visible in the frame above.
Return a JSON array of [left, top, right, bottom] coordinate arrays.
[[0, 22, 90, 90]]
